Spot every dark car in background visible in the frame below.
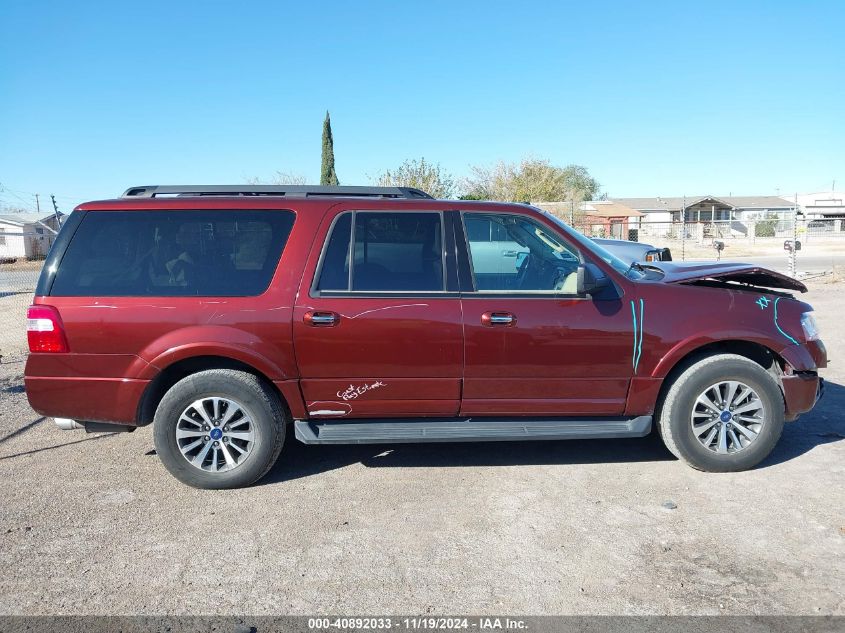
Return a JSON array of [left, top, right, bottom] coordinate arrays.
[[594, 237, 672, 263]]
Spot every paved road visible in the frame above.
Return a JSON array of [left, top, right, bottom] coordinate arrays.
[[722, 254, 845, 274], [0, 279, 842, 616]]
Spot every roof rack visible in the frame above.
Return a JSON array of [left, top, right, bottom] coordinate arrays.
[[120, 185, 434, 200]]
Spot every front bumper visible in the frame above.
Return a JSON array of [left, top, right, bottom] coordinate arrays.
[[782, 373, 824, 421]]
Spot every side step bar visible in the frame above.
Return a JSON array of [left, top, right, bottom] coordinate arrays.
[[295, 416, 652, 445]]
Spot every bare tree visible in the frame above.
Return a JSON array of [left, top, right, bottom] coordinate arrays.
[[463, 158, 599, 204], [247, 170, 308, 186], [373, 158, 456, 199]]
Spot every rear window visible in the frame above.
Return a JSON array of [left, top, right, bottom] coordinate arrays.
[[50, 210, 294, 296]]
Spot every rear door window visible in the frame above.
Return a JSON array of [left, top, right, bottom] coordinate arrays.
[[315, 211, 445, 293], [50, 210, 294, 296]]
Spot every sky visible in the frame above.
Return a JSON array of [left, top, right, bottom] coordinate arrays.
[[1, 0, 843, 212]]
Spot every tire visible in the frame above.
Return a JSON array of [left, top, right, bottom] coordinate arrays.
[[153, 369, 285, 489], [657, 354, 784, 472]]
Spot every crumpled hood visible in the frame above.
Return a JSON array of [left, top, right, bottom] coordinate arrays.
[[644, 261, 807, 292]]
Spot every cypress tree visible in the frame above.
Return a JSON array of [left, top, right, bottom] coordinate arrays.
[[320, 111, 339, 186]]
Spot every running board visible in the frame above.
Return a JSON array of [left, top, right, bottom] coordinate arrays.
[[294, 416, 652, 445]]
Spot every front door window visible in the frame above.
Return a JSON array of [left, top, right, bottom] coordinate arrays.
[[464, 213, 581, 293]]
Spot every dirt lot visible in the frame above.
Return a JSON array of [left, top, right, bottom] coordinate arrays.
[[0, 281, 842, 616]]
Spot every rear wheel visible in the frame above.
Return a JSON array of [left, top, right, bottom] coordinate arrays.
[[658, 354, 784, 472], [153, 369, 285, 489]]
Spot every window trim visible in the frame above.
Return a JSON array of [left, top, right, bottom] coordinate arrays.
[[310, 209, 453, 298], [309, 210, 352, 295], [459, 210, 589, 298]]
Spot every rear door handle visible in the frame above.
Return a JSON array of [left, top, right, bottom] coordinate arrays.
[[304, 311, 339, 327], [482, 311, 516, 327]]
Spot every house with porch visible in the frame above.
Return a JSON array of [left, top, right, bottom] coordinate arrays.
[[608, 195, 795, 238], [610, 195, 795, 222]]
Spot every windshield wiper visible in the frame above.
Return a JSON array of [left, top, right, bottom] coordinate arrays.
[[627, 261, 664, 277]]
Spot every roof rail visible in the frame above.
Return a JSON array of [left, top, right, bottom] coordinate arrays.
[[120, 185, 434, 200]]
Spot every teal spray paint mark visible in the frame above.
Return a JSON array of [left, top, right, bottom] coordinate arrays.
[[773, 297, 798, 345], [630, 300, 637, 371], [630, 298, 645, 373], [756, 296, 770, 309]]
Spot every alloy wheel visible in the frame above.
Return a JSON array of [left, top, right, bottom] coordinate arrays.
[[176, 397, 255, 472], [690, 380, 765, 454]]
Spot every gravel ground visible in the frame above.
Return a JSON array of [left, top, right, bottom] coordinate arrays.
[[0, 281, 842, 616]]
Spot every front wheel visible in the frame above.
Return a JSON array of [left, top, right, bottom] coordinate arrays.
[[658, 354, 785, 472], [153, 369, 285, 489]]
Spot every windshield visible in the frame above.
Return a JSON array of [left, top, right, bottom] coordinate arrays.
[[538, 209, 643, 278]]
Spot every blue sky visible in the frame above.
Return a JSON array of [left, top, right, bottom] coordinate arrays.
[[1, 0, 843, 210]]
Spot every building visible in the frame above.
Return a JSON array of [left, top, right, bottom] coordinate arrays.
[[0, 213, 64, 260], [534, 200, 644, 238], [609, 195, 795, 223], [605, 195, 797, 239], [791, 191, 845, 219]]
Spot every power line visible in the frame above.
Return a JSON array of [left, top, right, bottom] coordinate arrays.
[[0, 192, 37, 212], [0, 183, 83, 202]]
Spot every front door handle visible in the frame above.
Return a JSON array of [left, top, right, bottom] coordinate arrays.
[[482, 311, 516, 327], [304, 311, 339, 327]]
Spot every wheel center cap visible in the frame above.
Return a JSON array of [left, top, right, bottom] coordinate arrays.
[[719, 411, 732, 422], [210, 428, 223, 440]]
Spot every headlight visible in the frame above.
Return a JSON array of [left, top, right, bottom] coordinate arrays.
[[801, 311, 820, 341]]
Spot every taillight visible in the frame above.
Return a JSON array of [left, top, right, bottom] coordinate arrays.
[[27, 305, 69, 353]]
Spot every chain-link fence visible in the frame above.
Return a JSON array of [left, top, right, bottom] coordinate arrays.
[[0, 240, 47, 362], [630, 217, 843, 242], [572, 217, 844, 257]]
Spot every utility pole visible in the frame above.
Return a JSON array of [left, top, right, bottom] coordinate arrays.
[[681, 195, 686, 261], [789, 193, 798, 278], [50, 194, 61, 226], [35, 193, 41, 213]]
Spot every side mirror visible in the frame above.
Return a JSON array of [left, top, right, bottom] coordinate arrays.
[[576, 263, 610, 296]]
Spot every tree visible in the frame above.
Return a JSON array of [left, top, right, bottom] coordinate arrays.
[[558, 164, 601, 202], [320, 111, 339, 186], [0, 204, 28, 213], [756, 212, 778, 237], [247, 170, 307, 185], [374, 158, 456, 199], [463, 158, 599, 203]]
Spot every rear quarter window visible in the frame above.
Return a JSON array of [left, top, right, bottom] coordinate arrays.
[[50, 210, 294, 296]]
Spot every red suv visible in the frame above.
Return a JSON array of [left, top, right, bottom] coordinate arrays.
[[24, 185, 826, 488]]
